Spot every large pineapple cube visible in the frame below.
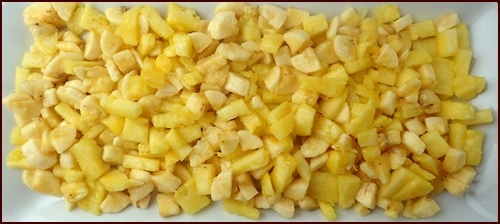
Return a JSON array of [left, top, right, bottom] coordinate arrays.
[[294, 103, 316, 136], [379, 166, 415, 198], [166, 2, 200, 33], [70, 139, 109, 181], [436, 28, 458, 58], [302, 13, 328, 38], [299, 76, 346, 98], [122, 117, 149, 144], [101, 96, 143, 119], [232, 149, 270, 175], [216, 98, 251, 121], [270, 153, 297, 194], [453, 75, 486, 101], [391, 175, 433, 201], [409, 20, 436, 40], [463, 130, 484, 165], [269, 114, 295, 140], [373, 4, 400, 24], [193, 164, 216, 195], [338, 174, 362, 209], [140, 5, 174, 39], [114, 5, 141, 46], [223, 198, 260, 220], [165, 128, 193, 161], [438, 100, 475, 120], [98, 169, 130, 192], [420, 129, 450, 158], [308, 171, 338, 204], [456, 22, 471, 50], [442, 147, 466, 173], [260, 33, 284, 54], [77, 180, 108, 216]]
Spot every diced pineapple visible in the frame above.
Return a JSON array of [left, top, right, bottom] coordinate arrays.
[[98, 169, 130, 192], [463, 130, 484, 165], [436, 28, 458, 57], [308, 171, 338, 204], [420, 129, 450, 158], [223, 198, 260, 220], [302, 13, 328, 38], [70, 139, 109, 181], [409, 20, 436, 40], [114, 5, 141, 45], [438, 100, 474, 120]]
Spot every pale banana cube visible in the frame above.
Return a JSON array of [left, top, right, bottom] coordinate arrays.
[[100, 191, 130, 213], [238, 130, 264, 151], [151, 171, 181, 194], [272, 197, 295, 219], [283, 29, 311, 54], [402, 131, 426, 155], [61, 181, 88, 203], [412, 196, 440, 218], [442, 147, 466, 173], [283, 178, 309, 201], [290, 47, 322, 73], [211, 169, 233, 201], [403, 117, 426, 136], [156, 193, 180, 217], [224, 72, 250, 96], [355, 182, 378, 209], [259, 4, 287, 29], [298, 196, 319, 211], [22, 139, 57, 170], [112, 49, 139, 74], [33, 169, 62, 197], [207, 11, 239, 40], [216, 98, 251, 121], [434, 12, 460, 33], [218, 131, 240, 155]]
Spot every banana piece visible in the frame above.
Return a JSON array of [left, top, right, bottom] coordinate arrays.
[[100, 191, 131, 213], [105, 6, 126, 25], [52, 2, 78, 22], [61, 181, 89, 203], [21, 139, 57, 170], [290, 47, 322, 74], [333, 35, 357, 63], [258, 4, 287, 30], [216, 43, 252, 62], [375, 44, 399, 68], [393, 14, 414, 33], [434, 12, 460, 33], [207, 11, 239, 40]]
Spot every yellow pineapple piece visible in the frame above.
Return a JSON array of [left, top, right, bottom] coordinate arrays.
[[270, 153, 297, 194], [337, 174, 362, 209], [373, 4, 400, 24], [463, 130, 484, 165], [174, 178, 211, 214], [140, 5, 174, 39], [260, 33, 284, 54], [456, 22, 471, 50], [98, 169, 130, 192], [308, 171, 338, 204], [167, 3, 200, 33], [436, 28, 458, 57], [114, 5, 141, 46], [77, 180, 108, 216], [302, 13, 328, 38], [70, 139, 109, 181], [223, 198, 260, 220]]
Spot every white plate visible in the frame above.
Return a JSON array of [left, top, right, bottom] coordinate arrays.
[[2, 2, 498, 222]]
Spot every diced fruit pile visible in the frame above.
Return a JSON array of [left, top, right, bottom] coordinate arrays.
[[3, 2, 494, 221]]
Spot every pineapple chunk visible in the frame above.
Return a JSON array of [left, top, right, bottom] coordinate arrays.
[[442, 147, 466, 173], [302, 13, 328, 38], [114, 5, 141, 45], [308, 171, 339, 204], [223, 198, 260, 220], [436, 28, 458, 57], [166, 3, 200, 33], [373, 4, 400, 24], [318, 200, 337, 221], [463, 130, 484, 165], [271, 153, 297, 194], [70, 139, 109, 181]]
